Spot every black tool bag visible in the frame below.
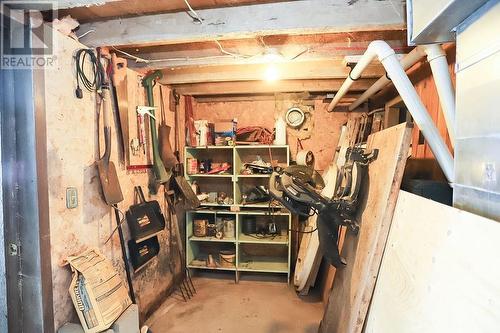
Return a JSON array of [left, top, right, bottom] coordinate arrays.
[[126, 186, 165, 242], [127, 237, 160, 271]]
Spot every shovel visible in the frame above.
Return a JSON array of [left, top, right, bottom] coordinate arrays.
[[158, 85, 177, 170], [96, 86, 124, 205]]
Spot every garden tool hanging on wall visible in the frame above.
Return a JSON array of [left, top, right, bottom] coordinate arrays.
[[142, 71, 171, 193], [110, 53, 130, 166], [92, 50, 134, 303], [136, 105, 156, 155], [158, 85, 178, 170], [96, 55, 124, 206]]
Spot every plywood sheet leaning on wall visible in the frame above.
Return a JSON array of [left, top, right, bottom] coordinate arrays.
[[319, 122, 412, 333], [365, 191, 500, 333]]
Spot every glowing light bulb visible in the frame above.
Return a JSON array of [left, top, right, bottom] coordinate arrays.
[[265, 64, 279, 82]]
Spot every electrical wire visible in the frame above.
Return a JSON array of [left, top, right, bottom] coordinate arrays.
[[111, 46, 149, 63], [111, 45, 244, 64], [289, 226, 318, 234], [184, 0, 203, 23], [75, 48, 104, 97], [214, 40, 258, 59]]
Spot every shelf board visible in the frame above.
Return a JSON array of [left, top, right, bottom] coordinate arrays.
[[200, 203, 232, 207], [189, 236, 236, 243], [186, 146, 233, 149], [188, 209, 235, 214], [237, 256, 288, 273], [236, 210, 290, 216], [188, 263, 236, 271], [235, 145, 288, 149], [239, 203, 283, 208], [237, 174, 271, 178], [238, 234, 288, 244], [187, 174, 233, 177]]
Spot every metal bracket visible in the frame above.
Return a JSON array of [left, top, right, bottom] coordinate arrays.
[[136, 106, 157, 119]]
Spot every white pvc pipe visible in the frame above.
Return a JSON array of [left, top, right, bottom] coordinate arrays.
[[349, 47, 426, 110], [328, 41, 454, 183], [423, 44, 456, 147], [349, 44, 456, 147]]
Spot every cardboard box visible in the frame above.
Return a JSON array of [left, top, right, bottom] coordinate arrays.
[[214, 119, 237, 136]]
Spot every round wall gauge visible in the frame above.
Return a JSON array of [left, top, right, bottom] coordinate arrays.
[[285, 107, 305, 128]]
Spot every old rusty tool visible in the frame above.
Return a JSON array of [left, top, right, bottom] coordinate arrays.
[[96, 56, 124, 205], [142, 71, 171, 191], [136, 106, 156, 154], [158, 85, 178, 170], [165, 190, 196, 301], [111, 53, 130, 165], [112, 204, 136, 303]]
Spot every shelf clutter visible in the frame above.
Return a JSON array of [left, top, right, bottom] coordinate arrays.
[[185, 145, 289, 207], [184, 144, 292, 282], [186, 210, 292, 282]]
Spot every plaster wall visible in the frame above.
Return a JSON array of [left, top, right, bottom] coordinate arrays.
[[44, 32, 178, 329], [193, 98, 350, 172]]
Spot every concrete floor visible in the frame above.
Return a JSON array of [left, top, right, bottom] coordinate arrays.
[[146, 272, 324, 333]]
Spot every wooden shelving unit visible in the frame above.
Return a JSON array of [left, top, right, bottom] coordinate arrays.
[[184, 145, 291, 282]]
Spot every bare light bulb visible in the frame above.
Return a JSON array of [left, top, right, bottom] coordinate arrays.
[[265, 64, 279, 82]]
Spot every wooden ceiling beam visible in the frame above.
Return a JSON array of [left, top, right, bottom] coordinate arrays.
[[79, 0, 405, 47], [158, 59, 384, 84], [119, 30, 408, 52], [170, 79, 377, 96], [193, 93, 362, 103], [59, 0, 287, 23]]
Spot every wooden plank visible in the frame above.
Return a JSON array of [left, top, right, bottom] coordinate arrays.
[[157, 60, 384, 84], [319, 122, 412, 333], [320, 226, 346, 305], [59, 0, 285, 23], [171, 79, 377, 95], [119, 30, 408, 54], [194, 93, 362, 103], [115, 31, 408, 68], [365, 191, 500, 333], [384, 106, 400, 129], [79, 0, 405, 47]]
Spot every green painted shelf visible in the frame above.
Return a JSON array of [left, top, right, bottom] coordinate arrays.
[[186, 174, 233, 177], [189, 236, 236, 243], [237, 174, 271, 178], [185, 145, 292, 283], [238, 234, 288, 245], [237, 256, 289, 273], [188, 263, 236, 271]]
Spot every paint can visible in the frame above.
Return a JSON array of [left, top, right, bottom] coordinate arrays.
[[219, 250, 236, 268], [193, 219, 208, 237], [242, 216, 257, 234], [223, 219, 236, 238], [187, 158, 199, 175]]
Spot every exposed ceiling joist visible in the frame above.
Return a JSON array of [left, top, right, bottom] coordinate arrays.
[[170, 79, 377, 95], [193, 93, 361, 103], [161, 60, 385, 84], [159, 59, 384, 84], [79, 0, 405, 47], [60, 0, 287, 23], [116, 31, 409, 68]]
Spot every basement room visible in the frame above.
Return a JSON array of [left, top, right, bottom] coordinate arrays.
[[1, 0, 499, 332]]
